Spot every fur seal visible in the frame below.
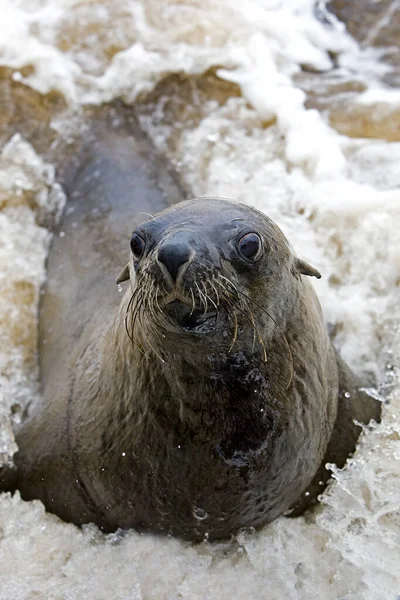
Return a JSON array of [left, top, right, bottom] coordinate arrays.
[[2, 104, 380, 541]]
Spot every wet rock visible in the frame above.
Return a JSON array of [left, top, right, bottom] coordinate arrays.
[[135, 67, 241, 156], [328, 0, 400, 87], [0, 66, 68, 152], [296, 2, 400, 141]]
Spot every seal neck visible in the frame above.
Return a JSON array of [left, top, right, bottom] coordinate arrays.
[[100, 291, 292, 435]]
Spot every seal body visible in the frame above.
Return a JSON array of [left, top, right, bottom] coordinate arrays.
[[4, 104, 381, 541]]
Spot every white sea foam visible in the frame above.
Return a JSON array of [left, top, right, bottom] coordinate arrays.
[[0, 1, 398, 599]]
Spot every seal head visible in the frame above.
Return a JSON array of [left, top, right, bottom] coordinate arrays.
[[120, 197, 321, 364]]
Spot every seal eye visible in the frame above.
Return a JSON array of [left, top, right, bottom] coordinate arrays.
[[237, 233, 262, 261], [130, 233, 146, 260]]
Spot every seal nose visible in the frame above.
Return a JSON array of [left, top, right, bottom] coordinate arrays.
[[157, 238, 192, 282]]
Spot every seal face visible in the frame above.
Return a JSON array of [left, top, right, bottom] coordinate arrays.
[[2, 109, 380, 541], [121, 198, 320, 359]]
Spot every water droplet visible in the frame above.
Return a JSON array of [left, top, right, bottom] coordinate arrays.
[[260, 408, 264, 412], [344, 392, 351, 398], [193, 506, 208, 521], [59, 231, 65, 238], [177, 445, 181, 449], [304, 491, 310, 496], [122, 452, 126, 457], [117, 283, 123, 292]]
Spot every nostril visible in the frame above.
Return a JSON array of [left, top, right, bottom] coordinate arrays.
[[157, 242, 191, 282]]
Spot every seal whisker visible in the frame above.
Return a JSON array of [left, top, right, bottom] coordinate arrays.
[[214, 276, 268, 362], [213, 277, 235, 304], [135, 297, 149, 356], [137, 293, 166, 363], [138, 212, 156, 221], [190, 287, 196, 317], [132, 292, 146, 353], [124, 290, 144, 353], [148, 283, 160, 326], [202, 281, 218, 312], [226, 285, 275, 328], [218, 273, 240, 298], [195, 282, 208, 315], [124, 292, 135, 341], [124, 298, 135, 346], [227, 285, 294, 383], [143, 281, 166, 344], [248, 309, 268, 363], [229, 310, 238, 352], [223, 296, 259, 355], [210, 280, 220, 306], [213, 279, 249, 344], [154, 285, 165, 316]]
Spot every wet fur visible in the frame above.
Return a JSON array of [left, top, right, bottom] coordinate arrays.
[[1, 103, 381, 540]]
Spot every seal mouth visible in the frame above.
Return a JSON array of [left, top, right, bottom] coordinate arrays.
[[165, 300, 218, 334]]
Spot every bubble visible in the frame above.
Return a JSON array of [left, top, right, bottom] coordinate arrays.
[[193, 506, 208, 521]]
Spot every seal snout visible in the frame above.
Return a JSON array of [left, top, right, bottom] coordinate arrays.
[[156, 233, 193, 285]]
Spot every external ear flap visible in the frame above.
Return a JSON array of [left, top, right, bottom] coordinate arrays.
[[294, 258, 321, 279], [116, 264, 130, 284]]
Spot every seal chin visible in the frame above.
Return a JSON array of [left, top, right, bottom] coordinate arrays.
[[164, 300, 218, 334]]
